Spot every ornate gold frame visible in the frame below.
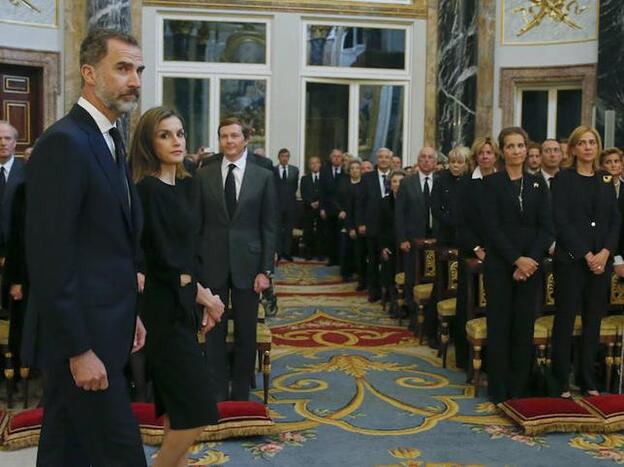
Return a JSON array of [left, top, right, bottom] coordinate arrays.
[[0, 0, 60, 29], [144, 0, 426, 18]]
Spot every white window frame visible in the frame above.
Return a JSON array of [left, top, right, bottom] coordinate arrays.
[[300, 77, 409, 163], [514, 84, 583, 140], [301, 18, 412, 80], [156, 11, 272, 154]]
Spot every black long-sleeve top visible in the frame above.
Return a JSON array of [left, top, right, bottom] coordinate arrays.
[[431, 169, 461, 246]]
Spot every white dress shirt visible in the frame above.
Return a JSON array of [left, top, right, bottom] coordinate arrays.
[[77, 96, 117, 160], [0, 155, 15, 181], [418, 170, 434, 191], [221, 149, 248, 200], [377, 169, 390, 197], [280, 165, 288, 179], [541, 169, 557, 189]]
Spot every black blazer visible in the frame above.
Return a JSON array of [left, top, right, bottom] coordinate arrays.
[[300, 172, 322, 209], [552, 168, 621, 262], [273, 164, 299, 212], [0, 157, 25, 253], [2, 181, 27, 304], [380, 194, 397, 251], [481, 171, 553, 268], [395, 173, 428, 243], [25, 104, 143, 369], [320, 165, 347, 216], [431, 169, 461, 246], [617, 184, 624, 258], [341, 179, 364, 230], [196, 154, 278, 290], [357, 171, 390, 236], [456, 174, 488, 257]]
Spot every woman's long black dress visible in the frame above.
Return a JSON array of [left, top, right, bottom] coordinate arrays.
[[137, 175, 218, 429]]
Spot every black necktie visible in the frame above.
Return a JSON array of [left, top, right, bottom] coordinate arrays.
[[282, 167, 287, 181], [313, 174, 317, 184], [0, 167, 6, 207], [548, 177, 554, 190], [109, 127, 130, 210], [382, 174, 388, 196], [225, 163, 237, 219], [424, 176, 431, 234]]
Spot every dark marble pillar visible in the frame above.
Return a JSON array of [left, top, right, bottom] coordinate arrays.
[[596, 0, 624, 148], [436, 0, 477, 155], [86, 0, 133, 141]]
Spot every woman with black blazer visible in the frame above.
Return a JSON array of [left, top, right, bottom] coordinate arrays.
[[454, 137, 498, 369], [340, 159, 366, 286], [481, 127, 553, 403], [551, 126, 621, 397]]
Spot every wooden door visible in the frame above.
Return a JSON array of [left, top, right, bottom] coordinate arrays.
[[0, 64, 43, 155]]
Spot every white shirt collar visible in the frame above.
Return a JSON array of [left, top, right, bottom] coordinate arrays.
[[377, 168, 390, 177], [472, 166, 496, 179], [0, 155, 15, 174], [419, 170, 433, 183], [541, 168, 557, 180], [222, 148, 248, 172], [77, 96, 116, 135]]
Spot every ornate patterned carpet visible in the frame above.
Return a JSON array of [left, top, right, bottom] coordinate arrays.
[[2, 262, 620, 465], [143, 261, 620, 466]]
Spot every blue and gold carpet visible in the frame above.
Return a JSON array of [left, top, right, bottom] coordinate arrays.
[[142, 261, 620, 466]]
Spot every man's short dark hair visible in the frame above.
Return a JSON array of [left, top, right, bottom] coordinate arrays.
[[218, 116, 253, 140], [80, 28, 139, 68], [278, 148, 290, 157]]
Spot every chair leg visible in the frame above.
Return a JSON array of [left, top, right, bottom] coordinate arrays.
[[615, 339, 623, 393], [440, 319, 449, 369], [257, 348, 263, 374], [262, 350, 271, 405], [606, 342, 615, 393], [20, 367, 29, 409], [4, 352, 14, 409], [417, 304, 425, 344], [472, 345, 482, 397]]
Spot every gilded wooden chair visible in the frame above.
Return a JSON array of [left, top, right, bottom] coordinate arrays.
[[435, 247, 459, 368], [411, 239, 437, 343]]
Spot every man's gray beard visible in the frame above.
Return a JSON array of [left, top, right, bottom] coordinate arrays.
[[95, 86, 138, 115]]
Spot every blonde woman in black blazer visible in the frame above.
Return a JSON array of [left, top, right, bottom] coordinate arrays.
[[551, 126, 621, 397]]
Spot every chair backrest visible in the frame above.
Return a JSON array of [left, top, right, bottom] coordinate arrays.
[[435, 247, 459, 302], [464, 257, 486, 320], [413, 238, 437, 285]]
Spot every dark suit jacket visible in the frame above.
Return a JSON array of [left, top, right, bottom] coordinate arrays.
[[431, 169, 461, 246], [395, 173, 428, 244], [200, 152, 274, 172], [274, 164, 299, 212], [617, 184, 624, 257], [552, 168, 621, 262], [456, 174, 487, 256], [320, 165, 347, 216], [2, 182, 26, 305], [341, 178, 364, 231], [481, 171, 553, 269], [357, 171, 390, 237], [25, 104, 143, 369], [0, 157, 25, 254], [380, 194, 396, 251], [196, 154, 278, 290], [300, 172, 322, 209]]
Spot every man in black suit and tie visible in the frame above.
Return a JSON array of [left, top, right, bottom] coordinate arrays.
[[196, 117, 277, 401], [540, 139, 562, 190], [274, 148, 299, 261], [320, 149, 346, 265], [300, 156, 323, 260], [396, 147, 438, 337], [357, 148, 392, 302], [25, 29, 147, 466], [0, 122, 25, 261]]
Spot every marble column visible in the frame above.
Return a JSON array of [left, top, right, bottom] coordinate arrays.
[[596, 0, 624, 148], [423, 0, 439, 147], [475, 0, 495, 139], [436, 0, 477, 155]]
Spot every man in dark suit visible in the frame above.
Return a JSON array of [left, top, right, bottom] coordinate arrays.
[[25, 29, 147, 466], [300, 156, 323, 260], [196, 117, 277, 401], [320, 149, 347, 265], [357, 148, 392, 302], [395, 147, 437, 336], [0, 122, 25, 261], [274, 148, 299, 261]]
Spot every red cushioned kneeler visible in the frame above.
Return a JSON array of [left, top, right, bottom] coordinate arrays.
[[578, 395, 624, 432], [498, 397, 604, 435], [1, 401, 275, 450]]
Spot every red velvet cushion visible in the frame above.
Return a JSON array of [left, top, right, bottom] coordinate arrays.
[[578, 395, 624, 432], [3, 407, 43, 449], [498, 397, 604, 435]]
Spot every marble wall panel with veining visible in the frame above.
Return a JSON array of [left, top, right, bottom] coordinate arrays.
[[501, 0, 598, 45], [87, 0, 132, 33], [0, 0, 58, 27], [436, 0, 477, 155]]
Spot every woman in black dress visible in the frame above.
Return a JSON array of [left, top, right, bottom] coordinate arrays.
[[551, 126, 621, 398], [481, 127, 553, 403], [130, 107, 225, 467]]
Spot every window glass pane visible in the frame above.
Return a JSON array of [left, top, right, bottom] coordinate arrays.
[[162, 77, 210, 155], [521, 90, 548, 143], [220, 79, 267, 153], [556, 89, 582, 141], [305, 82, 349, 168], [359, 85, 404, 162], [163, 20, 266, 64], [307, 25, 405, 69]]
